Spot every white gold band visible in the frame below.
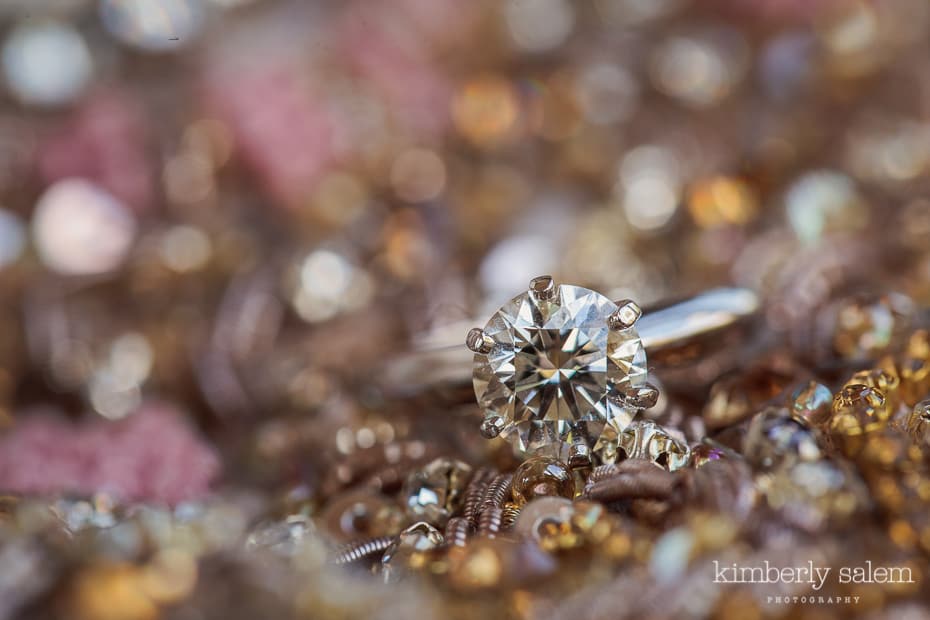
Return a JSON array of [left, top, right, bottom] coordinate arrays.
[[382, 287, 760, 398]]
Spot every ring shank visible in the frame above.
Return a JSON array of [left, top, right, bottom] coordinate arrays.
[[380, 287, 760, 398]]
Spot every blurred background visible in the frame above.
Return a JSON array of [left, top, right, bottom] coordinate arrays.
[[2, 0, 930, 618]]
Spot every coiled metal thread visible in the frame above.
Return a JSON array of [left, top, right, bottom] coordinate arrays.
[[478, 506, 503, 538], [588, 463, 621, 485], [444, 516, 470, 547], [584, 466, 676, 503], [463, 467, 496, 526], [501, 503, 521, 530], [332, 535, 394, 565], [479, 473, 513, 514]]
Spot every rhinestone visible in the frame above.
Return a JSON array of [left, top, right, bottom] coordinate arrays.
[[245, 514, 316, 558], [788, 380, 834, 427], [743, 407, 822, 469], [690, 443, 727, 468], [703, 364, 796, 430], [381, 522, 443, 583], [473, 283, 647, 456], [830, 293, 914, 360], [760, 460, 869, 533], [401, 458, 472, 527]]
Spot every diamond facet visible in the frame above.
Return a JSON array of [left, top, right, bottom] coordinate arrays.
[[472, 283, 647, 456]]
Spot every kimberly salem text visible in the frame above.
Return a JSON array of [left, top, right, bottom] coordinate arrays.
[[712, 561, 915, 591]]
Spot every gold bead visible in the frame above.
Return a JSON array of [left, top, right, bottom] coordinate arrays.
[[847, 368, 902, 411], [906, 400, 930, 445], [686, 175, 759, 229], [832, 384, 890, 430], [511, 456, 575, 506], [447, 540, 503, 591], [830, 384, 891, 456], [898, 357, 930, 407], [907, 329, 930, 359]]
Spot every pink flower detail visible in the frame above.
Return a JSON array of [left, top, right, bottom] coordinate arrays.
[[37, 91, 154, 213], [0, 404, 221, 505]]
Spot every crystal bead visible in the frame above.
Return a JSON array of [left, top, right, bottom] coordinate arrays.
[[51, 494, 121, 533], [788, 380, 833, 427], [594, 419, 690, 471], [830, 293, 913, 360], [689, 443, 727, 468], [511, 456, 575, 506], [401, 458, 472, 526], [245, 514, 318, 558], [320, 490, 404, 542], [380, 522, 443, 583], [702, 364, 796, 430], [785, 170, 867, 243], [759, 460, 869, 533], [743, 407, 822, 469]]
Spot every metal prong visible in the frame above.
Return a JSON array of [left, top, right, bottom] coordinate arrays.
[[608, 300, 642, 330], [466, 328, 494, 354], [568, 441, 592, 470], [529, 275, 556, 301], [480, 417, 505, 439], [623, 383, 659, 409]]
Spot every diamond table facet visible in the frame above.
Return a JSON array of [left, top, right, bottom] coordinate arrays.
[[472, 283, 647, 456]]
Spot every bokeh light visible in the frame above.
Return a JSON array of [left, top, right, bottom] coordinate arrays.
[[32, 179, 137, 276], [2, 21, 92, 106]]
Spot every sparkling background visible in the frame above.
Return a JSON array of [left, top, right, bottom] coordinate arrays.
[[1, 1, 930, 619]]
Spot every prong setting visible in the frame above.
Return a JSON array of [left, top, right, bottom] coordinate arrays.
[[568, 441, 592, 469], [621, 383, 660, 409], [529, 275, 556, 301], [480, 417, 505, 439], [608, 300, 642, 330], [466, 328, 495, 354]]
